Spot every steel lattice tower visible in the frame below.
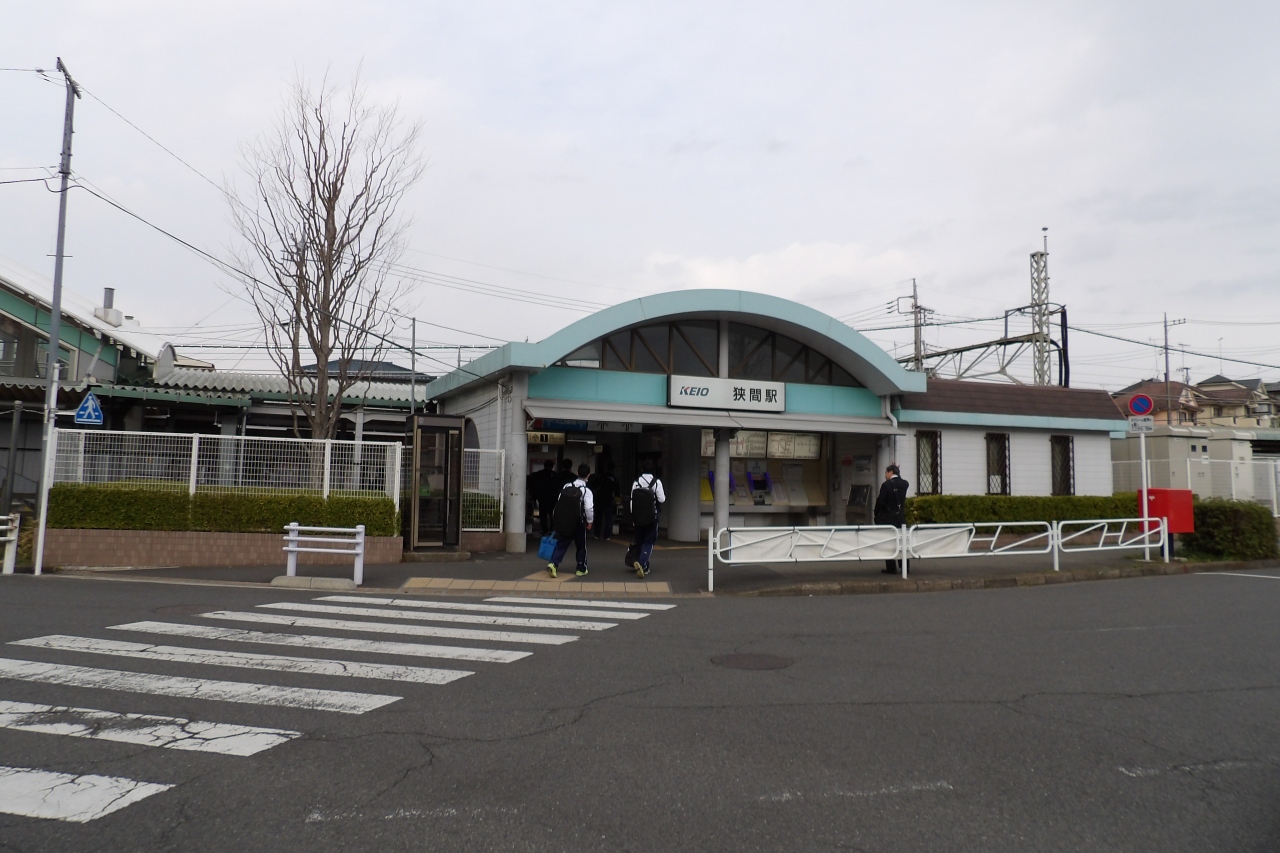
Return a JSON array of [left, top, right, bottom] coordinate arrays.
[[1029, 249, 1050, 385]]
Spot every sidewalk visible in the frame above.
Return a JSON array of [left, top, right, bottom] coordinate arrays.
[[51, 533, 1178, 596]]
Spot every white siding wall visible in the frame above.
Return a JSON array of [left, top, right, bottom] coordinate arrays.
[[1010, 431, 1052, 496], [1073, 433, 1113, 496], [902, 424, 1115, 497], [439, 384, 502, 450]]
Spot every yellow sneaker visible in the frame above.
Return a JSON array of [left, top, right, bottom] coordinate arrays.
[[547, 563, 557, 578]]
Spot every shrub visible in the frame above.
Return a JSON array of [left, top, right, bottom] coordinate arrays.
[[48, 484, 399, 537], [906, 494, 1139, 525], [1181, 499, 1279, 561], [461, 491, 502, 528]]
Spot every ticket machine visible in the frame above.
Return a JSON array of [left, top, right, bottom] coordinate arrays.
[[406, 414, 464, 549]]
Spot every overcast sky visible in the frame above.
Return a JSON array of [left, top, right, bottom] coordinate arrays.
[[2, 1, 1277, 390]]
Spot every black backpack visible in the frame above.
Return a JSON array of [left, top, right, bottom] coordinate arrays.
[[552, 483, 584, 538], [630, 475, 657, 527]]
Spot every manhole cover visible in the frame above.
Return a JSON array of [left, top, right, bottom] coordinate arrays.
[[711, 654, 794, 671], [153, 604, 215, 615]]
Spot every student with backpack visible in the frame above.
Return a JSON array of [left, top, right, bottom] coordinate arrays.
[[628, 459, 665, 578], [547, 462, 595, 578]]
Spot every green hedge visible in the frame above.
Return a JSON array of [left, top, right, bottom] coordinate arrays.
[[462, 491, 502, 528], [1181, 499, 1279, 561], [906, 494, 1138, 525], [48, 485, 399, 537]]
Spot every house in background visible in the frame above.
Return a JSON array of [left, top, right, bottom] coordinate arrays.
[[1193, 375, 1274, 427]]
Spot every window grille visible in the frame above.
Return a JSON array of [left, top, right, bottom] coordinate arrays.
[[1050, 435, 1075, 496], [986, 433, 1011, 495], [916, 430, 941, 495]]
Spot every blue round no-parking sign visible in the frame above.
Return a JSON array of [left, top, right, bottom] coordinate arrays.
[[1128, 394, 1154, 416]]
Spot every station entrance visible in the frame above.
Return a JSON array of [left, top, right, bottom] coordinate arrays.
[[525, 419, 887, 540]]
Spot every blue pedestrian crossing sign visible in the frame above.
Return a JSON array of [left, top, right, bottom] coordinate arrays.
[[74, 391, 104, 426]]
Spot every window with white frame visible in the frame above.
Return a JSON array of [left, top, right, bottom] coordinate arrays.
[[916, 430, 941, 495], [985, 433, 1010, 495]]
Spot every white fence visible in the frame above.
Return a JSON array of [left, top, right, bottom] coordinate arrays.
[[1112, 457, 1280, 517], [51, 428, 402, 507], [707, 518, 1168, 590], [462, 448, 504, 532]]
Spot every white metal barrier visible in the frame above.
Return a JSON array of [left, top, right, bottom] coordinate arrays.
[[0, 514, 20, 575], [1056, 517, 1167, 566], [283, 522, 366, 586], [708, 523, 904, 591], [706, 516, 1171, 589]]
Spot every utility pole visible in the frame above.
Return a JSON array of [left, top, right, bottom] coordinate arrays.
[[409, 318, 416, 416], [34, 58, 82, 577], [1163, 313, 1186, 424], [1030, 229, 1050, 386], [896, 279, 931, 371]]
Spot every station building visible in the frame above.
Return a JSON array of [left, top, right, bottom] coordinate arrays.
[[423, 290, 1127, 551]]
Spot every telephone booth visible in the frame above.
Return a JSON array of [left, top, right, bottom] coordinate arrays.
[[406, 414, 464, 549]]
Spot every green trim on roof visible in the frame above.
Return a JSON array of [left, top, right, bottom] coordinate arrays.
[[0, 287, 119, 367], [894, 408, 1128, 433]]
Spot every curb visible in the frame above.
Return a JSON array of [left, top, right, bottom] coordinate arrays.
[[269, 576, 357, 590], [730, 558, 1280, 597]]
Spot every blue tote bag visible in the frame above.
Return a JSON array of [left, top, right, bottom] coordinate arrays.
[[537, 534, 557, 561]]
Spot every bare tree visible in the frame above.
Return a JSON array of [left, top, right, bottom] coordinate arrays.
[[228, 71, 423, 438]]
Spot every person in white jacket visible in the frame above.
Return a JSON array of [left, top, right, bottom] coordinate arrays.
[[547, 462, 595, 577], [628, 459, 666, 577]]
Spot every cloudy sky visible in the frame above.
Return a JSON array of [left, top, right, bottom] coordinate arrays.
[[2, 1, 1277, 389]]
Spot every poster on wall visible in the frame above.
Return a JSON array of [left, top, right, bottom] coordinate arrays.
[[731, 431, 768, 458], [766, 432, 821, 459]]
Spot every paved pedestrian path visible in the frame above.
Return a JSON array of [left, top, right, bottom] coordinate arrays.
[[0, 593, 676, 824]]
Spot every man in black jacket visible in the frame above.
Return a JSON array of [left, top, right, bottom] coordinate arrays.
[[528, 460, 561, 535], [873, 464, 910, 574]]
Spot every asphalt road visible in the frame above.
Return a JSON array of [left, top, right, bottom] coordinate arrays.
[[1, 572, 1278, 852]]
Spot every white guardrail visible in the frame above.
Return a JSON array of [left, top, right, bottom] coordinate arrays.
[[283, 523, 366, 586], [706, 517, 1168, 591], [0, 514, 20, 575]]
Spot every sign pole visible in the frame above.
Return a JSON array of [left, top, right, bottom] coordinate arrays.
[[1140, 428, 1150, 561]]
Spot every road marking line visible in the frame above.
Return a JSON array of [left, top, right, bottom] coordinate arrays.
[[0, 765, 171, 822], [201, 610, 577, 645], [1197, 572, 1280, 580], [317, 595, 648, 621], [259, 601, 615, 631], [10, 636, 473, 686], [484, 597, 676, 611], [0, 658, 399, 715], [0, 699, 298, 756], [110, 621, 531, 664]]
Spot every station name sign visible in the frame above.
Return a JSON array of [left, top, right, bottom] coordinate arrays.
[[668, 375, 786, 413]]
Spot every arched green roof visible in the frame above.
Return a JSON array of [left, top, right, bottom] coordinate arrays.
[[425, 289, 926, 397]]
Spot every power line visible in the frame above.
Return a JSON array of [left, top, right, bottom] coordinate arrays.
[[77, 84, 224, 195], [1068, 326, 1280, 372], [68, 182, 506, 384]]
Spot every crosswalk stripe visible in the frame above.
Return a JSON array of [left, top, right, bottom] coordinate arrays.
[[316, 595, 648, 621], [10, 636, 473, 686], [110, 621, 531, 664], [0, 699, 299, 756], [0, 765, 171, 823], [259, 601, 616, 631], [201, 610, 578, 645], [485, 597, 677, 611], [0, 658, 399, 715]]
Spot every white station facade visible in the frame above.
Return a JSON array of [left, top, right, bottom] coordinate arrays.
[[423, 290, 1127, 551]]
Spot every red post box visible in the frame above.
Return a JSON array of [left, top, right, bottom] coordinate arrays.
[[1139, 488, 1195, 533]]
